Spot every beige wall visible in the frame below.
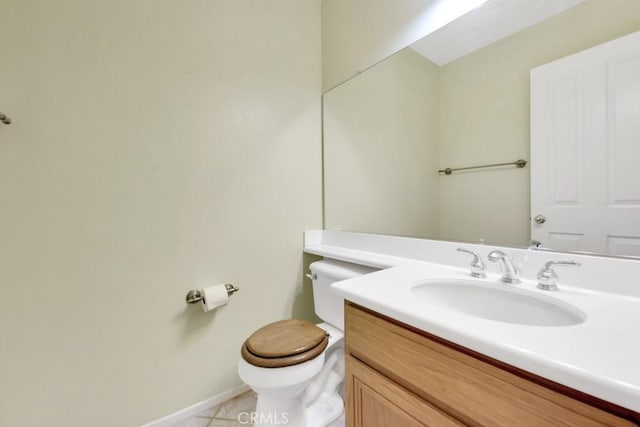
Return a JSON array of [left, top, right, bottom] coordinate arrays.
[[438, 0, 640, 245], [324, 49, 440, 238], [0, 1, 321, 426]]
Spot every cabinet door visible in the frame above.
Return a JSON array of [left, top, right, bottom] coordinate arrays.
[[346, 355, 463, 427]]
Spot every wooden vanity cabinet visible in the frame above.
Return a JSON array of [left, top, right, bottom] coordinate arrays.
[[344, 302, 639, 427]]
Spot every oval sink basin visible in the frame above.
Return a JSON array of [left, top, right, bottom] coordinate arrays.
[[411, 279, 586, 327]]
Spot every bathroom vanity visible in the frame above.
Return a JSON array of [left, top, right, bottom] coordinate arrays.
[[345, 303, 635, 426], [304, 230, 640, 426]]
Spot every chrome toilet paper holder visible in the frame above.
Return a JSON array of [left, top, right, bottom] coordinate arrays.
[[186, 284, 239, 304]]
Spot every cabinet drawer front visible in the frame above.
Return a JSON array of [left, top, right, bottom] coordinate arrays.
[[346, 303, 635, 427], [347, 355, 464, 427]]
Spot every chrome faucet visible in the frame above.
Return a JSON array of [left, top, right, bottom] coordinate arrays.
[[488, 250, 521, 284], [537, 260, 581, 291], [526, 239, 542, 248], [457, 248, 486, 278]]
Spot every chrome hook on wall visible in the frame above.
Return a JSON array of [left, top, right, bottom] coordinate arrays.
[[0, 113, 11, 125]]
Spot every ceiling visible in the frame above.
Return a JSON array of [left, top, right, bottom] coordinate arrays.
[[410, 0, 588, 65]]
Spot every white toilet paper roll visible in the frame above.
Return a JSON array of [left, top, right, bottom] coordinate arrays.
[[201, 284, 229, 312]]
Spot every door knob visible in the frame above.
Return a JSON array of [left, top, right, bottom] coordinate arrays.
[[533, 214, 547, 224]]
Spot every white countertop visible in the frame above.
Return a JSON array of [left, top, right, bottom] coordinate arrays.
[[304, 231, 640, 413]]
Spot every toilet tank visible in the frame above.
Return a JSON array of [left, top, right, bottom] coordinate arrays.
[[309, 259, 378, 331]]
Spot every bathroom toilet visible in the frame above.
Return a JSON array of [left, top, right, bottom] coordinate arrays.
[[237, 259, 376, 427]]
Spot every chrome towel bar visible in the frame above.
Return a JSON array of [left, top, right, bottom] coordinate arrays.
[[438, 159, 527, 175]]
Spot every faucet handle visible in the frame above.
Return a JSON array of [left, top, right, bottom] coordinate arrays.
[[457, 248, 486, 278], [537, 260, 581, 291]]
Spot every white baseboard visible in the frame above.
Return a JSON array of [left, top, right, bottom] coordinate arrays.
[[143, 383, 250, 427]]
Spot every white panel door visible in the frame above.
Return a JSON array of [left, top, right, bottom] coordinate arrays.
[[531, 31, 640, 256]]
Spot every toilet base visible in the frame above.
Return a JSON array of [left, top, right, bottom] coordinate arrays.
[[252, 389, 343, 427], [304, 391, 343, 427]]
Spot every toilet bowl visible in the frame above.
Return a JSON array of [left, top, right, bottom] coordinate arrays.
[[237, 260, 377, 427], [238, 322, 344, 427]]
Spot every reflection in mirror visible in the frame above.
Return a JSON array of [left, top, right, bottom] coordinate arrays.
[[323, 0, 640, 257]]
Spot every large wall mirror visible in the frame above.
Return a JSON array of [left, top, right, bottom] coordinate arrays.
[[323, 0, 640, 257]]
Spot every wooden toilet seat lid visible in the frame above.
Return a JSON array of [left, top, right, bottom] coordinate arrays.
[[241, 319, 329, 368]]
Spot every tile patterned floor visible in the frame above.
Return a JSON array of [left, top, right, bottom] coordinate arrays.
[[169, 390, 256, 427], [170, 390, 345, 427]]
